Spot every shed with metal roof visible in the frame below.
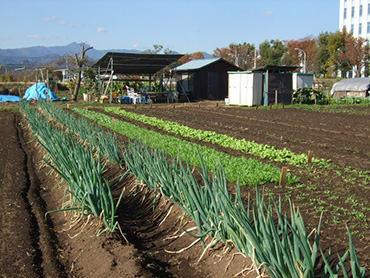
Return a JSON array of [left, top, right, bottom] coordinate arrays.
[[174, 58, 241, 100]]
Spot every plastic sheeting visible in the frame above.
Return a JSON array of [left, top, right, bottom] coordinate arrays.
[[23, 83, 59, 101], [331, 77, 370, 95], [0, 95, 22, 102]]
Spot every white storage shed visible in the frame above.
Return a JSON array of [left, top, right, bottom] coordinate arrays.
[[228, 71, 263, 106]]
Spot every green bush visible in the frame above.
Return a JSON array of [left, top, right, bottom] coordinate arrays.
[[292, 88, 328, 105]]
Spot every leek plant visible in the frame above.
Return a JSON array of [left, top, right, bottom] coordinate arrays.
[[39, 100, 121, 164], [21, 101, 124, 234]]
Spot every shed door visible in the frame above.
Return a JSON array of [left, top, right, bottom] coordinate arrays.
[[207, 72, 219, 99]]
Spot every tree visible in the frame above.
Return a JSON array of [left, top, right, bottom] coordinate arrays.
[[285, 37, 318, 73], [213, 43, 256, 70], [178, 52, 205, 64], [72, 43, 93, 101], [83, 67, 98, 95], [259, 40, 287, 66], [339, 36, 369, 77], [326, 30, 348, 77], [315, 32, 331, 76]]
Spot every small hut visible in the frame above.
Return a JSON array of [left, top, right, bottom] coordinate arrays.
[[252, 66, 299, 105], [175, 58, 241, 100]]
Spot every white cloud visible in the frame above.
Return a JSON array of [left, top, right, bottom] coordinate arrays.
[[44, 16, 73, 27], [96, 27, 107, 33], [265, 10, 274, 16], [27, 34, 42, 39], [27, 34, 51, 40]]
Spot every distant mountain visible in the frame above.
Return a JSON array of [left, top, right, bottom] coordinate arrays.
[[202, 52, 213, 59], [0, 42, 143, 65], [0, 42, 212, 66]]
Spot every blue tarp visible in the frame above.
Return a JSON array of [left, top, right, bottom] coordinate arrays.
[[23, 83, 59, 101], [0, 95, 22, 102]]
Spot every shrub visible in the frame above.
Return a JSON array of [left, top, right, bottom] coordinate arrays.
[[292, 88, 328, 105]]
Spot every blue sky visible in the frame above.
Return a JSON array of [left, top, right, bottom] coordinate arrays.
[[0, 0, 339, 54]]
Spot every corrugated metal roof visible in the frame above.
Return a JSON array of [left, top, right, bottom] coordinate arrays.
[[174, 58, 221, 71], [331, 77, 370, 94], [93, 52, 184, 75]]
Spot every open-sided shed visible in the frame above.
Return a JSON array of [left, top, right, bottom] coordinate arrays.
[[331, 77, 370, 98], [174, 58, 241, 100], [93, 52, 183, 100], [93, 52, 184, 76]]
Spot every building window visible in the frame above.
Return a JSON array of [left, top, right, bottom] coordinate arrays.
[[344, 8, 347, 19], [352, 6, 355, 17], [359, 23, 362, 34], [368, 3, 370, 14], [367, 22, 370, 33], [360, 5, 363, 16], [351, 24, 354, 33]]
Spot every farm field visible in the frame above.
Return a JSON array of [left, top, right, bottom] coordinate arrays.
[[0, 101, 369, 277]]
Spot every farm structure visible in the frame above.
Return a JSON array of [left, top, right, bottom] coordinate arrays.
[[175, 58, 241, 100], [331, 77, 370, 98], [292, 72, 314, 91], [228, 66, 305, 106], [93, 52, 184, 101]]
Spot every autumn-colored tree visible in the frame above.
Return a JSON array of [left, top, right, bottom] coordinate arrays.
[[213, 43, 255, 70], [178, 52, 205, 64], [285, 37, 318, 73], [339, 36, 369, 77], [213, 47, 231, 61], [326, 29, 349, 77]]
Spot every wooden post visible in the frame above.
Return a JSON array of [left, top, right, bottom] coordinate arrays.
[[173, 104, 176, 109], [216, 103, 219, 107], [275, 90, 278, 105], [279, 167, 288, 186], [308, 151, 314, 164], [198, 103, 201, 108], [134, 104, 137, 109], [67, 104, 70, 109], [112, 117, 115, 125], [150, 103, 153, 108]]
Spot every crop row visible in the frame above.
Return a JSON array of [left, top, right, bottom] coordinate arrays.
[[38, 100, 121, 164], [103, 107, 328, 167], [73, 108, 296, 186], [21, 102, 123, 234]]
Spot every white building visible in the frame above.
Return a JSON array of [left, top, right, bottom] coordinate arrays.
[[339, 0, 370, 77], [339, 0, 370, 41]]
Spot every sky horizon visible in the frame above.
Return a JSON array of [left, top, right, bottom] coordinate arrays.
[[1, 0, 339, 54]]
